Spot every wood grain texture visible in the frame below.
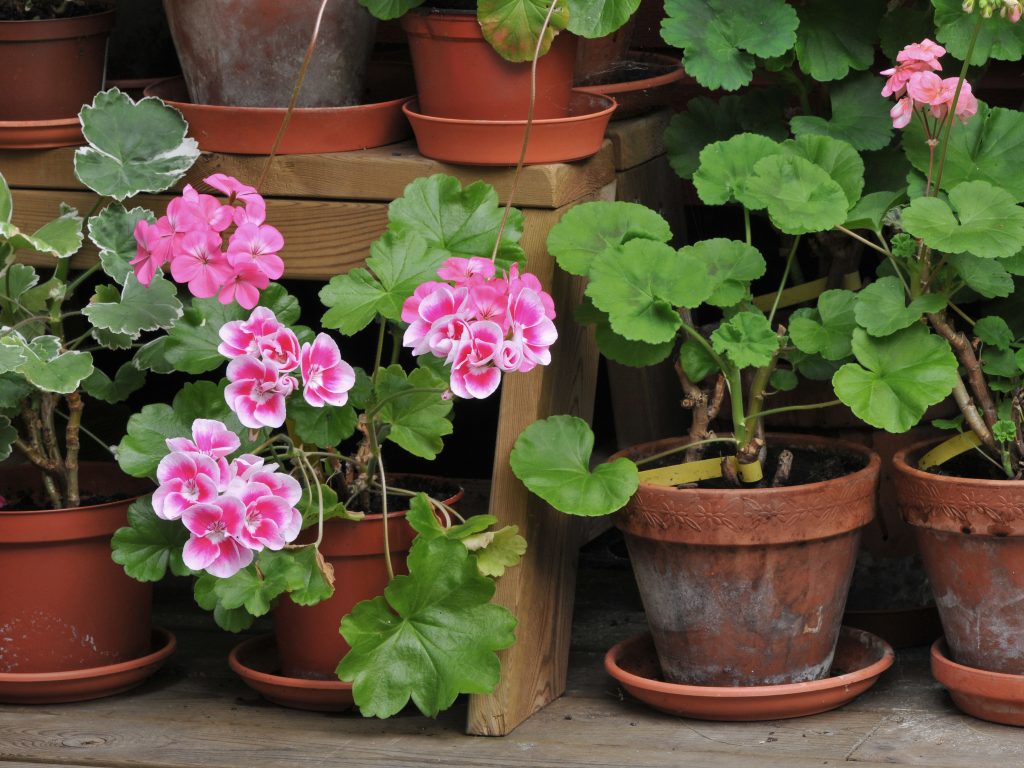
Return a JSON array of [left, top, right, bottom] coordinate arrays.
[[0, 142, 616, 209], [604, 110, 671, 172], [9, 189, 389, 280]]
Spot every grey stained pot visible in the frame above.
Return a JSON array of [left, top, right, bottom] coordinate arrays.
[[162, 0, 376, 107]]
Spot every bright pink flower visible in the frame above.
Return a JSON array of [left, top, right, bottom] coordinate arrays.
[[152, 451, 221, 520], [437, 257, 496, 284], [402, 283, 471, 361], [449, 320, 503, 399], [219, 260, 270, 310], [235, 482, 301, 551], [300, 333, 356, 407], [180, 184, 233, 232], [250, 322, 301, 372], [466, 282, 510, 328], [896, 39, 946, 66], [890, 96, 914, 129], [166, 418, 240, 460], [181, 497, 253, 577], [508, 287, 557, 368], [170, 229, 232, 299], [205, 173, 267, 226], [247, 468, 302, 507], [507, 265, 556, 319], [227, 223, 285, 280], [131, 219, 167, 286], [218, 307, 285, 359], [224, 356, 294, 429]]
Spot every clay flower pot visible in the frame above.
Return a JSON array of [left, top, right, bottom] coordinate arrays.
[[0, 463, 152, 674], [162, 0, 377, 107], [0, 6, 115, 121], [893, 440, 1024, 674], [400, 9, 577, 120], [614, 434, 879, 687]]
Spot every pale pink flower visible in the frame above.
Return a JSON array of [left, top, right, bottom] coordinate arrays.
[[131, 219, 167, 286], [890, 96, 914, 129], [507, 265, 556, 320], [932, 78, 978, 122], [1010, 1, 1022, 23], [235, 481, 301, 551], [449, 320, 503, 399], [219, 260, 269, 310], [166, 418, 240, 460], [246, 468, 302, 507], [896, 39, 946, 66], [170, 229, 232, 299], [224, 356, 295, 429], [181, 497, 253, 577], [402, 283, 471, 361], [466, 282, 510, 329], [152, 451, 221, 520], [300, 333, 356, 408], [218, 307, 285, 359], [437, 256, 496, 284], [507, 287, 557, 368], [180, 184, 233, 233], [494, 335, 526, 373], [226, 223, 285, 280], [205, 173, 266, 226], [256, 324, 301, 372]]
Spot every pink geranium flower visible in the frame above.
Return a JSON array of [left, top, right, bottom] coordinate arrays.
[[218, 307, 284, 359], [219, 260, 270, 310], [890, 97, 914, 129], [181, 497, 253, 577], [171, 229, 232, 299], [437, 257, 496, 284], [205, 173, 267, 225], [235, 482, 301, 551], [300, 333, 356, 408], [225, 356, 295, 429], [402, 283, 471, 361], [180, 184, 233, 233], [166, 418, 240, 460], [896, 39, 945, 66], [449, 320, 504, 399], [152, 451, 222, 520], [130, 219, 167, 286], [227, 223, 285, 280]]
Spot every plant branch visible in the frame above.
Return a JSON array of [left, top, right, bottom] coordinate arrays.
[[63, 391, 83, 507], [752, 399, 842, 421], [948, 375, 998, 454], [835, 225, 892, 258], [928, 311, 997, 428]]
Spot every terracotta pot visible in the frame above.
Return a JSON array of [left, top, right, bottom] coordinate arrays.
[[613, 434, 879, 686], [162, 0, 377, 107], [893, 439, 1024, 674], [573, 17, 637, 86], [0, 463, 152, 674], [271, 481, 463, 679], [401, 10, 577, 120], [0, 7, 115, 121]]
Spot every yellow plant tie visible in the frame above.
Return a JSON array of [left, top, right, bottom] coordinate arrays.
[[639, 456, 764, 486], [752, 271, 862, 312], [917, 431, 983, 470]]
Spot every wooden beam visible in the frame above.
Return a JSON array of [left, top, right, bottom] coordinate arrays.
[[604, 110, 671, 173]]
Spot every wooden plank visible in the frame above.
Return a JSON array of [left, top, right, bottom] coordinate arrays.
[[0, 142, 616, 210], [604, 110, 671, 172], [465, 202, 601, 736], [9, 189, 389, 281], [849, 710, 1024, 765]]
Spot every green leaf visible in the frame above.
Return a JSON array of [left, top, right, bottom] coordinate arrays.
[[510, 415, 638, 516], [983, 347, 1018, 377], [469, 525, 527, 578], [74, 89, 200, 200], [993, 419, 1017, 444], [81, 362, 145, 404], [82, 273, 183, 339], [586, 239, 711, 343], [743, 154, 851, 234], [110, 496, 190, 582], [934, 0, 1024, 65], [576, 299, 675, 367], [790, 74, 894, 152], [0, 172, 10, 224], [0, 373, 30, 411], [319, 269, 385, 336], [880, 4, 938, 59], [477, 0, 570, 62], [679, 337, 719, 381], [286, 397, 357, 447], [948, 252, 1014, 298], [132, 336, 175, 372], [688, 238, 765, 307], [13, 338, 93, 394], [904, 102, 1024, 202], [0, 264, 40, 324], [692, 133, 782, 206], [546, 201, 672, 276], [661, 0, 798, 91], [845, 190, 905, 232], [788, 289, 858, 361], [375, 365, 453, 459], [975, 316, 1015, 351], [794, 0, 885, 82], [664, 90, 789, 179], [406, 494, 447, 539], [88, 204, 155, 285], [833, 325, 959, 433], [0, 209, 85, 259], [0, 415, 16, 461], [357, 0, 423, 20], [297, 483, 359, 529], [711, 311, 779, 368], [782, 135, 865, 207], [567, 0, 639, 37], [338, 536, 517, 718], [854, 276, 947, 337], [902, 181, 1024, 260], [770, 367, 798, 391]]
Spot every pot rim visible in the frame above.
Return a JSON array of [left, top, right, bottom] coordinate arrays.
[[403, 91, 615, 127], [616, 432, 880, 497], [892, 436, 1022, 489], [0, 7, 115, 40]]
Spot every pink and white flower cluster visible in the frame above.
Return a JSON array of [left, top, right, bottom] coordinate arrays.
[[882, 39, 978, 129], [132, 174, 284, 310], [401, 257, 557, 399], [220, 307, 356, 429], [153, 419, 302, 578]]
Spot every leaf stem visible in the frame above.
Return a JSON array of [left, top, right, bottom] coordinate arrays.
[[767, 235, 800, 327], [752, 399, 842, 421], [366, 422, 394, 581], [835, 225, 891, 258], [633, 436, 740, 468], [933, 14, 983, 195]]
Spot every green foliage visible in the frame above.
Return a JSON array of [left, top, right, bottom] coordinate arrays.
[[0, 334, 94, 394], [82, 273, 183, 339], [81, 362, 145, 404], [711, 311, 780, 368], [546, 201, 671, 276], [287, 397, 358, 447], [793, 0, 885, 82], [576, 300, 676, 367], [478, 0, 570, 62], [853, 277, 947, 337], [0, 206, 84, 260], [790, 74, 894, 152], [510, 415, 639, 516], [789, 289, 858, 361], [88, 205, 155, 285], [357, 0, 423, 20], [948, 253, 1014, 298], [690, 239, 765, 307], [679, 338, 719, 381], [74, 89, 199, 200], [744, 154, 852, 235], [567, 0, 640, 37], [374, 365, 453, 460], [782, 135, 865, 207], [845, 190, 905, 232], [111, 496, 191, 582], [933, 0, 1024, 65], [975, 316, 1015, 350], [692, 133, 782, 206], [902, 181, 1024, 260], [337, 536, 517, 718]]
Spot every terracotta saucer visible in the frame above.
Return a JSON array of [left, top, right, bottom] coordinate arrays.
[[228, 634, 355, 712], [0, 627, 176, 704], [605, 626, 894, 721], [0, 117, 83, 150], [403, 91, 616, 166], [575, 51, 684, 120], [931, 639, 1024, 726], [144, 77, 413, 155]]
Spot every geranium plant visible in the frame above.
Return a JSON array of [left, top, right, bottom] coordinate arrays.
[[111, 172, 551, 717], [0, 89, 199, 509]]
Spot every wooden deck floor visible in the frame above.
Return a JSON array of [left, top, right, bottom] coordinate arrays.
[[2, 536, 1023, 768]]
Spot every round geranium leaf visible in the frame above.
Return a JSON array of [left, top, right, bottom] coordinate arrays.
[[693, 133, 783, 207], [743, 154, 850, 235], [684, 238, 765, 308], [710, 310, 779, 369], [782, 134, 865, 207], [853, 276, 947, 338], [477, 0, 570, 62], [788, 289, 858, 361], [793, 0, 885, 82], [546, 201, 672, 276], [790, 74, 894, 152], [566, 0, 640, 38]]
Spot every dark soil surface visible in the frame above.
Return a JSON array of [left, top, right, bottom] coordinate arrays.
[[341, 474, 464, 517], [0, 1, 109, 20], [925, 447, 1016, 481]]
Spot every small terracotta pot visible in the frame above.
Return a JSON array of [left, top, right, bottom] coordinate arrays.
[[401, 10, 577, 120], [893, 440, 1024, 674], [271, 481, 463, 679], [0, 463, 153, 674], [613, 434, 879, 687], [163, 0, 377, 107], [573, 17, 637, 86], [0, 8, 115, 121]]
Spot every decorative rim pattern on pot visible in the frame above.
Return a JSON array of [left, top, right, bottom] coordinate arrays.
[[613, 433, 879, 546]]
